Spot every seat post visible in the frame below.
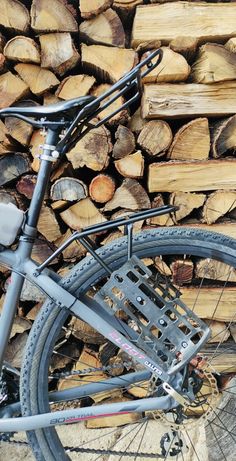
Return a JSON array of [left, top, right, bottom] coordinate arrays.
[[26, 128, 61, 229]]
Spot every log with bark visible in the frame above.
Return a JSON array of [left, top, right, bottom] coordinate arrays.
[[79, 9, 125, 48]]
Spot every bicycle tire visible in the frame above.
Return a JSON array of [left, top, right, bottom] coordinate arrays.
[[20, 227, 236, 461]]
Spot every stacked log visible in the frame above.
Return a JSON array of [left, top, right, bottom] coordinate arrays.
[[1, 0, 236, 429]]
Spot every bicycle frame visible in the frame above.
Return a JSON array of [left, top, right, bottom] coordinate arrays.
[[0, 128, 178, 432]]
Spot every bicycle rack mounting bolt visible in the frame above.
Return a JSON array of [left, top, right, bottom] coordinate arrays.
[[182, 341, 188, 348]]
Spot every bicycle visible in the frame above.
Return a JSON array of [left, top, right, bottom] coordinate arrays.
[[0, 48, 236, 461]]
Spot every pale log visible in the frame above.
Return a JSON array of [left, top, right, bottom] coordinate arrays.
[[167, 118, 210, 161], [138, 120, 172, 157], [153, 257, 172, 276], [4, 37, 40, 64], [127, 107, 147, 133], [196, 259, 236, 283], [67, 124, 112, 171], [142, 82, 236, 119], [113, 125, 135, 159], [0, 0, 30, 33], [79, 9, 125, 48], [203, 191, 236, 224], [69, 318, 105, 344], [89, 174, 116, 203], [181, 286, 236, 322], [30, 129, 46, 173], [0, 120, 16, 154], [56, 75, 96, 100], [15, 64, 60, 96], [0, 190, 20, 207], [55, 229, 86, 261], [0, 54, 6, 75], [211, 115, 236, 158], [44, 92, 60, 105], [30, 0, 78, 33], [32, 238, 59, 265], [114, 151, 144, 178], [0, 72, 29, 109], [225, 38, 236, 53], [39, 33, 80, 76], [191, 43, 236, 84], [16, 175, 37, 199], [50, 178, 88, 201], [5, 100, 38, 146], [142, 47, 190, 83], [169, 192, 206, 223], [135, 40, 161, 53], [132, 3, 236, 47], [38, 206, 61, 242], [0, 34, 6, 54], [50, 161, 74, 182], [203, 343, 236, 373], [146, 194, 174, 226], [92, 84, 129, 126], [81, 43, 137, 83], [104, 178, 151, 211], [113, 0, 143, 24], [0, 154, 30, 186], [60, 198, 107, 230], [206, 320, 230, 344], [79, 0, 113, 19], [170, 259, 194, 285], [169, 37, 199, 61], [86, 397, 141, 428], [148, 159, 236, 193], [111, 209, 144, 232]]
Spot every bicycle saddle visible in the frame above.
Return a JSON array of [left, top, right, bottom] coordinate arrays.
[[0, 95, 99, 120]]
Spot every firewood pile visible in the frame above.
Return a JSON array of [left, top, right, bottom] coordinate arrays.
[[1, 0, 236, 427]]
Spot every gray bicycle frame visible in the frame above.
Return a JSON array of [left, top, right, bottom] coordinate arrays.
[[0, 128, 177, 433]]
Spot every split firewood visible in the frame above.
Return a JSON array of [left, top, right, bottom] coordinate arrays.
[[15, 63, 60, 96], [0, 154, 30, 187], [15, 277, 46, 302], [0, 0, 30, 33], [113, 0, 144, 24], [146, 194, 174, 227], [169, 36, 199, 61], [50, 342, 81, 372], [55, 228, 87, 261], [79, 0, 113, 19], [148, 159, 236, 193], [203, 190, 236, 224], [10, 316, 31, 340], [132, 3, 236, 47], [50, 177, 88, 202], [31, 238, 59, 265], [5, 331, 28, 368], [167, 118, 210, 161], [101, 230, 123, 245], [111, 209, 144, 232], [0, 34, 6, 54], [39, 33, 80, 76], [191, 43, 236, 84], [60, 197, 107, 230], [0, 54, 6, 75], [127, 107, 147, 134], [229, 324, 236, 342], [67, 123, 112, 171], [81, 43, 137, 83], [38, 206, 61, 242], [225, 38, 236, 53], [69, 318, 105, 344], [56, 74, 96, 100], [170, 259, 193, 285], [0, 120, 16, 155], [181, 286, 236, 322], [114, 151, 144, 178], [51, 201, 67, 211], [50, 162, 74, 182], [30, 0, 78, 33], [4, 100, 38, 147], [196, 259, 236, 283], [91, 84, 129, 125], [4, 36, 40, 64], [99, 342, 119, 365], [135, 40, 161, 53], [0, 71, 29, 109], [16, 175, 37, 199], [86, 397, 141, 428], [104, 178, 151, 211], [89, 174, 116, 203], [169, 192, 206, 223], [211, 115, 236, 158], [127, 381, 149, 398], [29, 129, 46, 172], [113, 125, 135, 159], [138, 120, 172, 157], [142, 81, 236, 119], [153, 257, 172, 276], [0, 190, 19, 207], [206, 320, 230, 344], [80, 9, 125, 48], [43, 92, 61, 105], [203, 342, 236, 373], [142, 47, 190, 83]]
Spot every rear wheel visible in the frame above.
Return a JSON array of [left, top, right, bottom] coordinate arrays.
[[21, 228, 236, 460]]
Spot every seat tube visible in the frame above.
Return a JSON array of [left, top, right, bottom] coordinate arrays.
[[27, 128, 61, 229]]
